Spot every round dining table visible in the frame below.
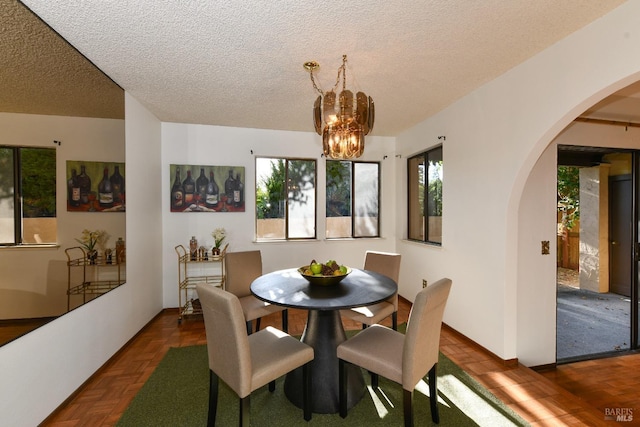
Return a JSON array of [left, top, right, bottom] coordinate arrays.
[[250, 267, 397, 414]]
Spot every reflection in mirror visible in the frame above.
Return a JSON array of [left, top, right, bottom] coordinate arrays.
[[0, 0, 125, 346]]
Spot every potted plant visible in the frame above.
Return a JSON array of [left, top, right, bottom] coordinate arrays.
[[211, 227, 226, 256], [75, 229, 110, 264]]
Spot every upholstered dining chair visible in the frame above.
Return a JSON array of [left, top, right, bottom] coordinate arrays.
[[225, 250, 288, 334], [340, 250, 401, 330], [337, 278, 452, 426], [196, 283, 314, 426]]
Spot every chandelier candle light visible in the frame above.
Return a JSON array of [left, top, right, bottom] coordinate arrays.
[[304, 55, 374, 159]]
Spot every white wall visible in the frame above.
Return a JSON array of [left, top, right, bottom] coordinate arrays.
[[0, 94, 163, 426], [161, 123, 398, 308], [396, 1, 640, 364], [0, 112, 125, 319], [516, 143, 557, 366]]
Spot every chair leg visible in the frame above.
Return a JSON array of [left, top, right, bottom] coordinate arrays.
[[207, 370, 218, 427], [269, 380, 276, 392], [392, 311, 398, 330], [370, 372, 379, 389], [246, 321, 252, 335], [282, 309, 289, 333], [428, 364, 439, 424], [255, 317, 261, 332], [338, 359, 348, 418], [239, 395, 250, 427], [303, 361, 312, 421], [403, 389, 414, 427]]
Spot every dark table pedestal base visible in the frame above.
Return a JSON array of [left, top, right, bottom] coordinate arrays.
[[284, 310, 365, 414]]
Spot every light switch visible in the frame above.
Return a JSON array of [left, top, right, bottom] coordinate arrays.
[[541, 241, 550, 255]]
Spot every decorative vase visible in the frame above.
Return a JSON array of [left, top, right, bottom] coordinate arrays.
[[212, 247, 221, 256], [87, 250, 98, 265], [189, 236, 198, 261], [115, 237, 126, 264]]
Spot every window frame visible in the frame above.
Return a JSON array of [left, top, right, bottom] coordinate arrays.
[[0, 145, 57, 246], [325, 160, 380, 239], [407, 145, 442, 245], [255, 156, 317, 241]]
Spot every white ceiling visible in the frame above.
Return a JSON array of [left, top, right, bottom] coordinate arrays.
[[1, 0, 124, 119], [17, 0, 633, 135]]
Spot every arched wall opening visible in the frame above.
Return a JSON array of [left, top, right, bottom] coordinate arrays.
[[513, 72, 640, 366]]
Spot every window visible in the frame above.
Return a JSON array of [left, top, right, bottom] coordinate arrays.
[[408, 146, 442, 244], [0, 146, 57, 245], [256, 157, 316, 240], [326, 160, 380, 238]]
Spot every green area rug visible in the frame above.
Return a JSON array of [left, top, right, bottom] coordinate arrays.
[[118, 340, 529, 426]]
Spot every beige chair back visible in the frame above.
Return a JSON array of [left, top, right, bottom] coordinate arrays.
[[225, 250, 262, 298], [197, 284, 253, 397], [402, 278, 452, 390], [364, 250, 401, 309]]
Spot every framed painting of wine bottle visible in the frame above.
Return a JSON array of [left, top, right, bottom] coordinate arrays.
[[66, 160, 126, 212], [170, 164, 245, 213]]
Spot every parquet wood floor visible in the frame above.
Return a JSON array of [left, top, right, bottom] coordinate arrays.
[[41, 298, 639, 426]]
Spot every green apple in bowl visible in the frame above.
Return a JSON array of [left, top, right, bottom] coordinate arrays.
[[310, 262, 322, 275]]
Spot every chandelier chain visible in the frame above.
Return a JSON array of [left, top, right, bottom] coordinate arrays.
[[340, 54, 347, 92], [309, 55, 348, 96]]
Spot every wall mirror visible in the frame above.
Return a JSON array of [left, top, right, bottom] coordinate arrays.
[[0, 0, 125, 346]]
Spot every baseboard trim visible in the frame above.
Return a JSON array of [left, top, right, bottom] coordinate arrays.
[[531, 362, 557, 372], [441, 322, 519, 368], [397, 295, 519, 367]]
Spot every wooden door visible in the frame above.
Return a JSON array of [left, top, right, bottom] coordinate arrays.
[[610, 175, 632, 297]]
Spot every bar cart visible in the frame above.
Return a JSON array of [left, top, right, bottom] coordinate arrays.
[[65, 246, 126, 311], [175, 243, 227, 323]]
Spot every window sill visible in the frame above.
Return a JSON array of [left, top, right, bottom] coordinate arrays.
[[254, 238, 319, 244], [402, 239, 443, 248], [0, 244, 60, 250], [254, 236, 385, 243]]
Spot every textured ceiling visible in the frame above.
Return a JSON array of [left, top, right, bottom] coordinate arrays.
[[13, 0, 631, 135], [0, 0, 123, 119]]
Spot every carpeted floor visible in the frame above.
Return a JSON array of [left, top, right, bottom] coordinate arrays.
[[118, 344, 529, 426]]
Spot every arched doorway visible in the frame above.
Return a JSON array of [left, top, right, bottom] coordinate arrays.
[[556, 144, 635, 361]]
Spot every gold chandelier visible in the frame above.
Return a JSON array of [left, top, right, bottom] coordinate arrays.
[[304, 55, 374, 159]]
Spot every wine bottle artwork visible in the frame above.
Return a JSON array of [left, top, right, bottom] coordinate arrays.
[[98, 167, 114, 209], [68, 168, 80, 207], [205, 170, 219, 209], [234, 172, 243, 208], [110, 165, 125, 206], [66, 160, 126, 212], [171, 167, 184, 210], [170, 164, 244, 213], [195, 168, 208, 211], [76, 165, 91, 205], [182, 170, 196, 206]]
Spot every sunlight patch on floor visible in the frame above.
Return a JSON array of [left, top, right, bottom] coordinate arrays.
[[439, 374, 520, 426], [414, 378, 450, 407], [366, 385, 393, 418]]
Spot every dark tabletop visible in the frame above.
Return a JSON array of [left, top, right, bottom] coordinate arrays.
[[250, 268, 397, 311]]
